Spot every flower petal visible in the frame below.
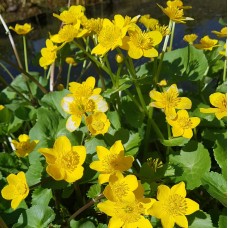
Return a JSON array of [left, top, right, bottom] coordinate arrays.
[[110, 140, 124, 154], [53, 136, 71, 155], [109, 217, 124, 228], [170, 182, 186, 197], [174, 215, 188, 228], [65, 166, 84, 183], [161, 214, 175, 228], [190, 117, 200, 128], [66, 115, 82, 132], [182, 128, 193, 139], [176, 97, 192, 109], [128, 45, 143, 59], [61, 95, 75, 113], [11, 196, 23, 210], [1, 185, 17, 199], [149, 90, 163, 101], [98, 173, 110, 184], [185, 198, 199, 215], [157, 185, 170, 201], [172, 126, 184, 137], [46, 164, 64, 180]]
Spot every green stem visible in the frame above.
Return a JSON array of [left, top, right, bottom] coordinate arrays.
[[151, 118, 165, 140], [23, 36, 28, 72], [169, 21, 175, 51], [125, 89, 143, 112], [0, 56, 48, 94], [66, 64, 72, 89], [162, 20, 173, 52], [144, 107, 153, 151], [126, 57, 148, 114], [0, 61, 14, 80], [223, 58, 227, 82], [67, 194, 104, 223]]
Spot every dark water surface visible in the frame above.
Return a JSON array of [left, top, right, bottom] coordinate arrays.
[[0, 0, 227, 84]]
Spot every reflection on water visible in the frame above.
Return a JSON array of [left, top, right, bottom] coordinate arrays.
[[0, 0, 226, 85]]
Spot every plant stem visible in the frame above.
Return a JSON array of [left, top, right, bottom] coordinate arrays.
[[223, 58, 227, 82], [169, 21, 175, 51], [68, 194, 104, 223], [0, 61, 14, 80], [66, 64, 72, 89], [23, 36, 29, 72], [0, 14, 23, 69]]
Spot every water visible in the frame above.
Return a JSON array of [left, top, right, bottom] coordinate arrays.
[[0, 0, 226, 86]]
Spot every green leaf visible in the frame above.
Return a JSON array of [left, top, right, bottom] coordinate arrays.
[[169, 141, 211, 189], [214, 139, 227, 178], [31, 188, 52, 207], [87, 184, 101, 199], [124, 132, 141, 156], [107, 111, 121, 131], [161, 137, 189, 147], [219, 214, 227, 228], [188, 210, 214, 228], [0, 153, 18, 173], [70, 219, 96, 228], [85, 137, 106, 155], [41, 89, 70, 118], [15, 205, 55, 228], [201, 171, 227, 207], [161, 45, 208, 81], [26, 158, 43, 186]]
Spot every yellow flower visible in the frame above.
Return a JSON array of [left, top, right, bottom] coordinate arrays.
[[183, 34, 198, 44], [39, 39, 58, 69], [97, 194, 153, 228], [157, 79, 167, 86], [11, 134, 39, 157], [103, 172, 138, 202], [39, 136, 86, 183], [65, 57, 77, 66], [61, 77, 108, 132], [148, 182, 199, 228], [1, 172, 29, 209], [154, 24, 171, 37], [211, 27, 227, 38], [112, 14, 139, 31], [53, 5, 85, 25], [121, 26, 162, 59], [51, 22, 87, 44], [85, 112, 110, 136], [194, 35, 219, 51], [115, 53, 124, 63], [9, 23, 33, 35], [82, 17, 104, 35], [91, 18, 127, 56], [149, 84, 192, 119], [157, 3, 193, 24], [200, 92, 227, 120], [166, 110, 200, 139], [0, 105, 4, 110], [219, 44, 226, 57], [167, 0, 192, 10], [89, 140, 134, 184], [139, 15, 159, 30]]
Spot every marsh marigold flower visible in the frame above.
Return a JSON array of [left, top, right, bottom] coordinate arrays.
[[53, 5, 86, 25], [61, 76, 108, 132], [91, 18, 127, 56], [9, 23, 33, 35], [139, 15, 159, 30], [149, 84, 192, 119], [194, 35, 219, 51], [157, 1, 193, 24], [200, 92, 227, 120], [82, 17, 104, 35], [103, 172, 138, 202], [1, 172, 29, 209], [166, 110, 200, 139], [211, 27, 227, 38], [183, 34, 198, 44], [11, 134, 39, 157], [148, 182, 199, 228], [65, 57, 77, 66], [39, 39, 58, 69], [85, 112, 110, 136], [121, 26, 163, 59], [90, 140, 134, 184], [39, 136, 86, 183]]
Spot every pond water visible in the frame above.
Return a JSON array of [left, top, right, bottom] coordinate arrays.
[[0, 0, 227, 86]]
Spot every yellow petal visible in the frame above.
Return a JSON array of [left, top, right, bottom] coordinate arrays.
[[61, 96, 75, 113], [149, 90, 163, 101], [110, 140, 124, 154], [134, 216, 152, 228], [38, 148, 56, 164], [98, 173, 110, 184], [172, 126, 184, 137], [46, 165, 64, 180], [165, 107, 177, 119], [209, 92, 224, 107], [200, 107, 218, 114], [174, 215, 188, 228], [143, 48, 158, 58], [96, 146, 109, 160], [72, 146, 86, 165], [185, 198, 199, 215], [183, 128, 193, 139], [11, 196, 23, 210], [6, 173, 18, 185], [215, 111, 227, 120], [18, 134, 30, 142], [1, 185, 17, 199], [66, 115, 82, 132], [170, 182, 186, 197], [177, 109, 189, 118], [65, 166, 84, 183], [85, 76, 95, 89], [89, 160, 103, 172], [53, 136, 71, 155], [109, 217, 124, 228], [91, 44, 108, 56], [176, 97, 192, 109], [190, 117, 200, 128], [148, 31, 163, 45], [148, 201, 163, 218], [128, 45, 143, 59], [157, 185, 170, 201], [161, 214, 175, 228], [124, 175, 138, 191]]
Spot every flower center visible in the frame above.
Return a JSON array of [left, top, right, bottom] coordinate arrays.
[[99, 26, 122, 48], [17, 183, 28, 196], [91, 120, 105, 131], [131, 31, 154, 50], [164, 194, 187, 216], [164, 90, 180, 107], [102, 154, 120, 172], [62, 152, 79, 171], [112, 181, 130, 199], [178, 117, 192, 129]]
